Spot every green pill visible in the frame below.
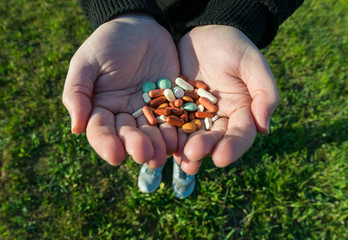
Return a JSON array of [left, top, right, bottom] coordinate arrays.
[[142, 81, 156, 93], [157, 78, 171, 89], [183, 102, 198, 112]]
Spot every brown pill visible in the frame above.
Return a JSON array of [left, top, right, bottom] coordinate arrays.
[[182, 122, 197, 134], [148, 89, 165, 98], [182, 96, 194, 102], [188, 112, 196, 121], [184, 91, 199, 100], [187, 78, 198, 88], [180, 110, 189, 122], [166, 116, 184, 127], [174, 99, 183, 107], [166, 107, 182, 116], [153, 108, 170, 116], [169, 102, 175, 108], [157, 103, 169, 109], [191, 119, 202, 130], [199, 97, 218, 112], [149, 96, 167, 108], [142, 106, 157, 125], [195, 111, 214, 119]]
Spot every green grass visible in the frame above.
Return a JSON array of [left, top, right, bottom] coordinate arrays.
[[1, 0, 347, 239]]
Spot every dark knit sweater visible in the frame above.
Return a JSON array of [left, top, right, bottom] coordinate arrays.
[[79, 0, 304, 49]]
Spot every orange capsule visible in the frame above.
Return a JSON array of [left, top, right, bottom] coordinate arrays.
[[184, 91, 199, 100], [199, 97, 218, 112], [166, 107, 182, 116], [153, 108, 170, 116], [180, 110, 189, 122], [187, 78, 198, 88], [174, 99, 183, 107], [169, 102, 175, 108], [196, 80, 209, 90], [195, 111, 214, 119], [149, 96, 167, 108], [142, 106, 157, 125], [148, 89, 165, 98], [166, 116, 184, 127]]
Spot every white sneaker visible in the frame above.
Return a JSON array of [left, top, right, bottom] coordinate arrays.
[[172, 161, 195, 199], [138, 164, 164, 193]]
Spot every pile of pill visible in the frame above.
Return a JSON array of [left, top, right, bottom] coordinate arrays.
[[132, 76, 219, 134]]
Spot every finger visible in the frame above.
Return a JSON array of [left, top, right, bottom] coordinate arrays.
[[174, 128, 188, 161], [212, 106, 256, 167], [137, 116, 167, 169], [173, 154, 202, 175], [159, 122, 178, 157], [115, 113, 153, 164], [241, 51, 280, 134], [86, 107, 126, 166], [183, 118, 225, 162], [62, 55, 97, 134]]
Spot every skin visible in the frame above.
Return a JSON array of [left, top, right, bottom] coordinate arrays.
[[62, 14, 180, 169], [174, 25, 280, 175]]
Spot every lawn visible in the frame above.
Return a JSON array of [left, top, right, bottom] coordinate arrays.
[[0, 0, 347, 239]]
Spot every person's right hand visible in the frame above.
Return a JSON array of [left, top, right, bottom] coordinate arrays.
[[62, 13, 180, 169]]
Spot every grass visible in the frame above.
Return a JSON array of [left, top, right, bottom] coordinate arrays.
[[0, 0, 347, 239]]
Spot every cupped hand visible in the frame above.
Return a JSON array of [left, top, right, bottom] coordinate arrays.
[[175, 25, 279, 174], [62, 14, 180, 168]]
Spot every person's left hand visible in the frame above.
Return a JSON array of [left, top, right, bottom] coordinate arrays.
[[174, 25, 280, 174]]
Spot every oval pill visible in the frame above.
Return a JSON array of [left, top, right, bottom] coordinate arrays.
[[157, 103, 169, 109], [195, 111, 214, 119], [182, 122, 197, 134], [191, 119, 202, 129], [197, 104, 205, 112], [164, 89, 176, 102], [199, 97, 218, 112], [183, 102, 198, 112], [182, 96, 194, 102], [166, 116, 184, 127], [143, 106, 157, 125], [175, 77, 194, 91], [204, 117, 213, 130], [197, 88, 217, 104], [142, 81, 156, 93]]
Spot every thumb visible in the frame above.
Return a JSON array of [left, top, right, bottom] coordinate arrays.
[[62, 55, 96, 134], [242, 53, 280, 134]]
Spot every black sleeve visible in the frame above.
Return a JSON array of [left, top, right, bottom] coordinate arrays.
[[185, 0, 304, 49], [79, 0, 169, 29]]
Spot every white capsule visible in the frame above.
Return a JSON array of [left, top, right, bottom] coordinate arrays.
[[197, 104, 205, 112], [174, 87, 185, 98], [132, 108, 143, 118], [204, 117, 212, 130], [142, 92, 151, 103], [212, 115, 219, 122], [156, 115, 167, 124], [197, 88, 217, 104], [164, 89, 176, 102], [175, 77, 194, 91]]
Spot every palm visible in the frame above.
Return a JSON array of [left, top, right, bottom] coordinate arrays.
[[63, 15, 180, 168], [176, 25, 279, 174]]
